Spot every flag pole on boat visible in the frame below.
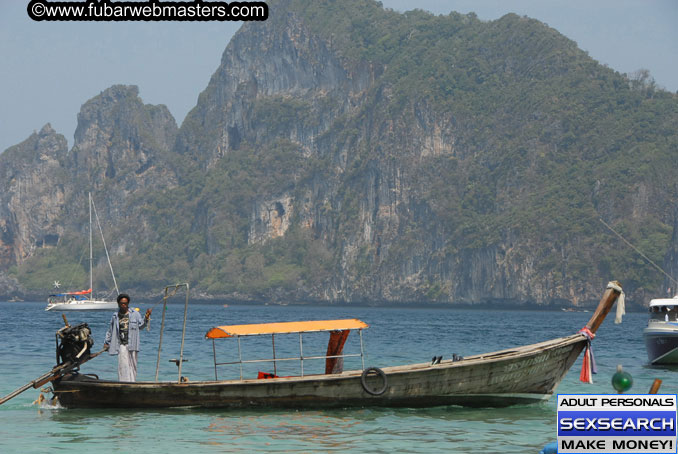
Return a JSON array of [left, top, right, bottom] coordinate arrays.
[[89, 192, 93, 299]]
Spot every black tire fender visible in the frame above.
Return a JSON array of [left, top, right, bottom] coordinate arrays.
[[360, 367, 388, 396]]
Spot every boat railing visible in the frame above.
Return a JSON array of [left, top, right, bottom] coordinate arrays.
[[649, 316, 678, 323], [212, 352, 364, 380], [210, 329, 367, 381], [649, 308, 678, 322], [215, 353, 362, 366]]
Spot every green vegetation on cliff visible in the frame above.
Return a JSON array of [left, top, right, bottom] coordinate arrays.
[[5, 0, 678, 305]]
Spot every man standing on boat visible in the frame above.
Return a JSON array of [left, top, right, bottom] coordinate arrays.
[[103, 294, 152, 382]]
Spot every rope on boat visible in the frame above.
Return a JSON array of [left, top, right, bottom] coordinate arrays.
[[144, 284, 184, 331], [578, 326, 597, 383], [91, 195, 120, 295], [600, 218, 678, 288], [148, 284, 183, 310]]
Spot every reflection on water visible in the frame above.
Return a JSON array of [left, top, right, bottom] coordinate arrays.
[[195, 406, 558, 453], [206, 412, 365, 450]]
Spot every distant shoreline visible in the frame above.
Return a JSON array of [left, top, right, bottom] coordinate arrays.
[[2, 298, 648, 313]]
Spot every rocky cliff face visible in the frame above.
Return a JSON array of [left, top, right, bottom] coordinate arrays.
[[0, 86, 178, 297], [172, 0, 623, 306], [175, 5, 374, 169], [0, 124, 69, 268], [69, 85, 178, 222], [2, 0, 677, 306]]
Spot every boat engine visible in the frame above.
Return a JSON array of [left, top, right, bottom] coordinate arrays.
[[56, 323, 94, 365]]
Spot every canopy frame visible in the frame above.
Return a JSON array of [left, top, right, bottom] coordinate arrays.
[[206, 319, 369, 380]]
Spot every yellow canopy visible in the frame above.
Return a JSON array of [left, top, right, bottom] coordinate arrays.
[[205, 319, 369, 339]]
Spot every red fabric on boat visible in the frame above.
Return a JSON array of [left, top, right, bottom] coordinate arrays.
[[578, 327, 596, 384], [257, 371, 279, 379], [325, 329, 350, 374]]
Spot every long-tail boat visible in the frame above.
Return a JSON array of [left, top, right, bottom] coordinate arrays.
[[16, 281, 624, 409]]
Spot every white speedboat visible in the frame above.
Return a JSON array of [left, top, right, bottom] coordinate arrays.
[[45, 193, 120, 312], [643, 295, 678, 365]]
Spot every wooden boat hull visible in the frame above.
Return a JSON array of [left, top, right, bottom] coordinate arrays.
[[53, 334, 586, 409]]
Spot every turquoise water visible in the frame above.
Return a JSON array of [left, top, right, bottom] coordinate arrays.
[[0, 300, 673, 453]]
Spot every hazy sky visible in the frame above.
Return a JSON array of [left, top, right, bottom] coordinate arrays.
[[0, 0, 676, 154]]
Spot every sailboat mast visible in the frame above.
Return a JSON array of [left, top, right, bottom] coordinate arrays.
[[89, 192, 93, 298], [91, 195, 120, 296]]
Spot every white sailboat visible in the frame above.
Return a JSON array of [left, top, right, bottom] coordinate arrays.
[[45, 193, 119, 311]]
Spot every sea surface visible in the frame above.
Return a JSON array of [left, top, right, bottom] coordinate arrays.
[[0, 299, 673, 453]]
